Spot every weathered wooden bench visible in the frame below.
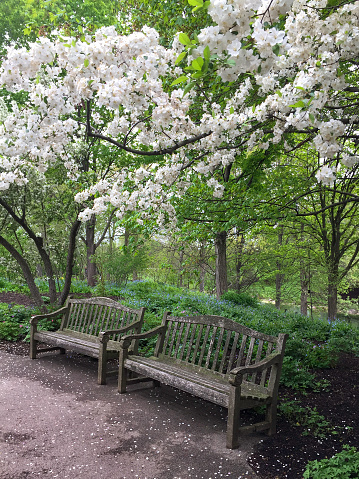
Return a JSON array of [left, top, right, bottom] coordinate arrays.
[[118, 312, 288, 449], [30, 296, 145, 385]]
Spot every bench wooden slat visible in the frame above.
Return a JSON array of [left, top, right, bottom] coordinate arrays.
[[219, 329, 231, 374], [174, 322, 185, 359], [192, 323, 203, 365], [199, 324, 211, 367], [179, 322, 191, 361], [212, 326, 224, 372], [205, 325, 218, 369], [185, 323, 197, 362], [229, 331, 240, 371]]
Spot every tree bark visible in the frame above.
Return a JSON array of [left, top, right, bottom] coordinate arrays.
[[178, 249, 184, 288], [58, 219, 82, 306], [0, 235, 46, 311], [234, 233, 245, 292], [199, 242, 206, 293], [300, 224, 309, 316], [275, 227, 284, 310], [328, 271, 338, 321], [215, 231, 228, 299], [86, 215, 97, 286]]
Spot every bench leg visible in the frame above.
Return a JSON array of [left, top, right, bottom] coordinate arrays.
[[226, 385, 241, 449], [265, 400, 277, 436], [98, 343, 108, 385], [29, 338, 38, 359], [118, 349, 127, 393]]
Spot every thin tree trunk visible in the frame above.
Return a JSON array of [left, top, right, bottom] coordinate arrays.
[[234, 232, 245, 291], [328, 272, 338, 321], [300, 224, 309, 316], [86, 215, 97, 286], [215, 231, 228, 299], [275, 227, 284, 310], [300, 269, 309, 316], [58, 220, 82, 306], [179, 249, 184, 288], [199, 242, 206, 293], [0, 235, 46, 311]]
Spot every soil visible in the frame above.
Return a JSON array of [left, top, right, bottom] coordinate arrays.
[[1, 291, 359, 478]]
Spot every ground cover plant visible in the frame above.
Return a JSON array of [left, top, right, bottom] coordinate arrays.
[[0, 278, 359, 478]]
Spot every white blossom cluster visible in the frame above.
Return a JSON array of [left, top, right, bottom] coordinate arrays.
[[0, 0, 358, 221]]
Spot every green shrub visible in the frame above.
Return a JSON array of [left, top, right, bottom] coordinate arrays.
[[221, 290, 259, 308], [279, 400, 340, 439], [0, 321, 28, 341], [304, 445, 359, 478]]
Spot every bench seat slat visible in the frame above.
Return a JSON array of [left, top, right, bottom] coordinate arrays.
[[124, 356, 271, 407]]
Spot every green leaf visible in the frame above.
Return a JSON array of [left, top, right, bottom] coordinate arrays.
[[203, 0, 211, 8], [188, 0, 203, 5], [230, 106, 234, 114], [272, 44, 280, 56], [178, 33, 191, 46], [191, 57, 204, 71], [183, 81, 195, 96], [71, 39, 76, 47], [309, 113, 315, 123], [191, 71, 203, 79], [175, 52, 187, 65], [171, 75, 189, 86], [84, 58, 89, 67], [289, 100, 307, 108], [203, 46, 210, 61]]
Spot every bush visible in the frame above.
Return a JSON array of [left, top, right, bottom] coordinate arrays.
[[221, 290, 259, 308], [304, 445, 359, 478]]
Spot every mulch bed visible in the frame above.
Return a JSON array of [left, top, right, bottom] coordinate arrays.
[[1, 291, 358, 478]]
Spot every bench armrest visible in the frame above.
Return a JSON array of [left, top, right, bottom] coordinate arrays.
[[119, 325, 166, 350], [228, 351, 283, 386], [98, 319, 143, 343], [30, 307, 68, 325]]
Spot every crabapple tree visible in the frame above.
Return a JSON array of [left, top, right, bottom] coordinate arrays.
[[0, 0, 358, 300]]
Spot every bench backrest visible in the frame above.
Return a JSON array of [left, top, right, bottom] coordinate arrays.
[[155, 312, 286, 390], [61, 297, 144, 341]]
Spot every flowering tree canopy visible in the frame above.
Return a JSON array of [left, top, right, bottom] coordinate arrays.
[[0, 0, 358, 227]]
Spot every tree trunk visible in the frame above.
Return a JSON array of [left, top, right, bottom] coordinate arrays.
[[275, 227, 284, 310], [0, 235, 46, 311], [300, 269, 309, 316], [234, 233, 245, 292], [215, 231, 228, 299], [86, 215, 97, 286], [179, 249, 184, 288], [300, 224, 309, 316], [199, 242, 206, 293], [328, 272, 338, 321], [58, 220, 82, 306]]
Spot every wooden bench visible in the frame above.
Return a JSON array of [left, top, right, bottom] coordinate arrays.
[[118, 312, 288, 449], [30, 296, 145, 385]]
